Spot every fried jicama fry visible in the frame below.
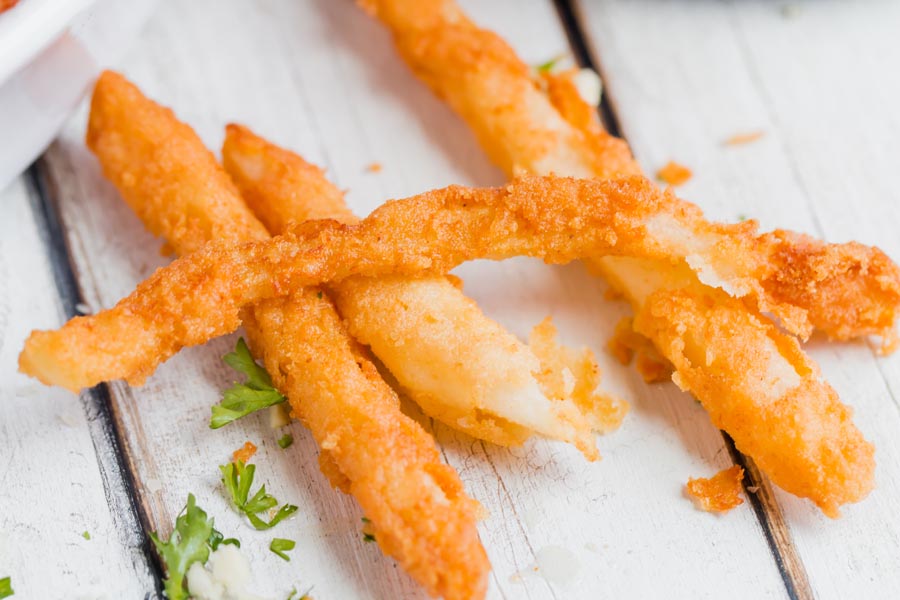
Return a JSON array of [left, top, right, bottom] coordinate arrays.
[[83, 71, 488, 600], [361, 0, 881, 515], [20, 174, 773, 391], [19, 172, 876, 513], [360, 0, 900, 346], [222, 123, 626, 458]]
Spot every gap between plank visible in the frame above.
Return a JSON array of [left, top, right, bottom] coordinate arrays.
[[26, 162, 165, 599], [551, 2, 814, 599]]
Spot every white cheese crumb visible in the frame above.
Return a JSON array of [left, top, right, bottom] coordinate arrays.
[[187, 544, 266, 600], [571, 68, 602, 107]]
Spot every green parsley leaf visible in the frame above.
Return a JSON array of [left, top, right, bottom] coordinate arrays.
[[269, 538, 296, 561], [81, 531, 91, 540], [363, 533, 376, 543], [149, 494, 214, 600], [277, 434, 294, 449], [0, 576, 13, 598], [738, 214, 748, 222], [361, 517, 371, 523], [535, 53, 566, 73], [220, 460, 298, 530], [210, 338, 286, 429], [208, 526, 240, 551]]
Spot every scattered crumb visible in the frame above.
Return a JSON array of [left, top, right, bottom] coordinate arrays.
[[656, 161, 693, 186], [607, 317, 673, 383], [747, 485, 760, 494], [508, 571, 524, 584], [724, 131, 765, 146], [584, 541, 599, 554], [365, 162, 382, 173], [473, 502, 490, 521], [686, 465, 745, 513], [232, 441, 257, 464], [529, 317, 629, 435]]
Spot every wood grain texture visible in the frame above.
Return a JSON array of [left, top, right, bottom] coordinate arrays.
[[576, 1, 900, 598], [0, 176, 157, 598], [30, 0, 808, 598]]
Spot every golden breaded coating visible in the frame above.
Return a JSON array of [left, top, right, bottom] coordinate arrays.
[[686, 466, 745, 513], [222, 123, 622, 459], [760, 229, 900, 350], [18, 169, 878, 513], [247, 292, 488, 600], [361, 0, 900, 345], [21, 174, 771, 391], [83, 71, 489, 600], [361, 0, 883, 514], [87, 71, 269, 254], [627, 266, 874, 516], [358, 0, 637, 180]]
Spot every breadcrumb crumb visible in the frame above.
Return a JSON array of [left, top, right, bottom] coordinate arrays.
[[724, 131, 765, 146], [366, 162, 383, 173], [607, 317, 672, 383], [686, 466, 745, 513], [656, 161, 692, 186], [232, 441, 257, 464]]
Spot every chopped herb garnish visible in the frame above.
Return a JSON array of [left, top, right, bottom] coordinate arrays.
[[149, 494, 215, 600], [220, 460, 298, 530], [277, 434, 294, 449], [210, 338, 286, 429], [208, 526, 240, 551], [738, 214, 748, 221], [535, 53, 566, 73], [270, 538, 296, 561], [316, 291, 323, 299], [363, 533, 376, 543], [361, 517, 371, 524], [82, 531, 91, 540], [0, 577, 13, 598]]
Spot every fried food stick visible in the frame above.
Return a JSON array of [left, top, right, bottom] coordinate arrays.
[[360, 0, 879, 515], [359, 0, 900, 346], [83, 71, 489, 600], [222, 124, 626, 459], [21, 174, 768, 391], [19, 172, 876, 514]]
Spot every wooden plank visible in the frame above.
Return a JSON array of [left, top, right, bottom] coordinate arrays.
[[0, 176, 157, 598], [575, 1, 900, 598], [37, 0, 787, 597]]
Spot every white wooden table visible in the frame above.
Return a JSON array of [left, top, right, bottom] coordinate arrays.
[[2, 1, 900, 598]]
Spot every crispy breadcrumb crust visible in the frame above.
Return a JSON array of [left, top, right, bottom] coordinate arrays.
[[686, 466, 745, 513], [82, 71, 489, 600], [223, 124, 625, 458], [21, 174, 767, 390], [361, 0, 887, 515]]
